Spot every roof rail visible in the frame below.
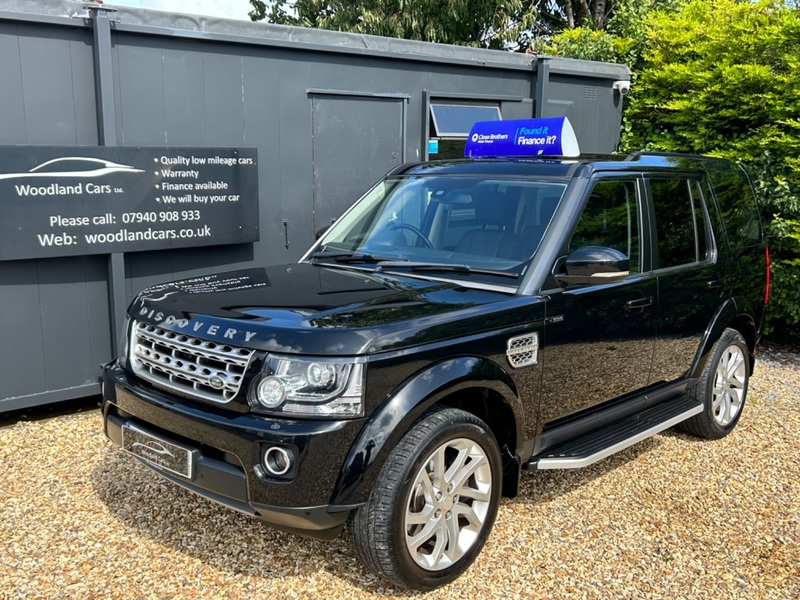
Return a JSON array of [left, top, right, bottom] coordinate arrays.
[[621, 150, 723, 167]]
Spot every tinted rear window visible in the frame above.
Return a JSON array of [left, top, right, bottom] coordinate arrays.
[[704, 161, 762, 249], [651, 178, 708, 268]]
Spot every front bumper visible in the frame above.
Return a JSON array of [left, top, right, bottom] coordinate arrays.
[[101, 361, 364, 540]]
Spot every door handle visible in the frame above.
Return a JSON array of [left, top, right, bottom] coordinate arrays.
[[707, 280, 722, 290], [626, 296, 653, 311]]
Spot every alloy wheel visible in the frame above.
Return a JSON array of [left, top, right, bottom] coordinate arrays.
[[403, 438, 492, 571], [712, 344, 747, 427]]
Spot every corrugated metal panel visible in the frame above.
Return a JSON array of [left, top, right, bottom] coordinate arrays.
[[0, 260, 48, 399], [0, 22, 97, 145], [202, 52, 246, 146], [546, 73, 622, 154], [36, 257, 104, 390], [19, 27, 95, 144], [0, 256, 110, 405], [0, 24, 30, 144], [241, 54, 287, 264], [162, 47, 208, 146], [117, 39, 168, 145]]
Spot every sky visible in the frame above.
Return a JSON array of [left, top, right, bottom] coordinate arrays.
[[108, 0, 254, 21]]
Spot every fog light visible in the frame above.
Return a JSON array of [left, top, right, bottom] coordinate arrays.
[[256, 377, 285, 409], [263, 446, 292, 476]]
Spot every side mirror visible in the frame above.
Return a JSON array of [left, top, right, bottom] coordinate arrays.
[[556, 246, 629, 286]]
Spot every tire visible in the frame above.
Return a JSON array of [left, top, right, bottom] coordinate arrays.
[[351, 407, 502, 591], [678, 328, 750, 439]]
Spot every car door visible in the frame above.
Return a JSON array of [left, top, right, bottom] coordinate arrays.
[[646, 176, 724, 389], [538, 176, 657, 429]]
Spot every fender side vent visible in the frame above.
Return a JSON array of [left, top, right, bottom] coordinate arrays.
[[507, 333, 538, 368]]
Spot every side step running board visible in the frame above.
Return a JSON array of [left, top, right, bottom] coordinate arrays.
[[525, 396, 703, 470]]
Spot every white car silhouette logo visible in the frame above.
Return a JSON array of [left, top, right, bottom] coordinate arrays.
[[0, 156, 144, 180], [131, 441, 176, 459]]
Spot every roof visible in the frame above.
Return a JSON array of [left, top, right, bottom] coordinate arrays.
[[389, 152, 725, 179]]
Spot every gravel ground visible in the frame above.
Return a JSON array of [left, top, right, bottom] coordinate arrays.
[[1, 347, 798, 599]]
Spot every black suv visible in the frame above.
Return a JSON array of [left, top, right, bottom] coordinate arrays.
[[102, 151, 768, 590]]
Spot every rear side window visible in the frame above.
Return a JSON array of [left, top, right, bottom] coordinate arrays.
[[651, 178, 710, 269], [704, 161, 762, 249]]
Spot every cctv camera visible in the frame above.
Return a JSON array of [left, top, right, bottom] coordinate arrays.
[[613, 80, 631, 95]]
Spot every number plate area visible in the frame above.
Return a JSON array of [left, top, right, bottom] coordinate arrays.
[[122, 422, 196, 479]]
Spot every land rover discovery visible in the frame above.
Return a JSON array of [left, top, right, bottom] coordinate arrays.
[[102, 124, 768, 590]]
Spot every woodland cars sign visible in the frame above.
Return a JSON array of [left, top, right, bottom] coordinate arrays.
[[0, 146, 259, 261]]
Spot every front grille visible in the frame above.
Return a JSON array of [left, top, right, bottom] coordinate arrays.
[[130, 320, 256, 403]]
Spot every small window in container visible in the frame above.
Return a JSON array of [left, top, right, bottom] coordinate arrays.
[[429, 104, 501, 138]]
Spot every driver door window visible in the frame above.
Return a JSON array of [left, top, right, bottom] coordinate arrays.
[[570, 179, 641, 273]]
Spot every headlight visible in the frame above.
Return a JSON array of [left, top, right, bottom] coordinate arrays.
[[249, 355, 365, 418]]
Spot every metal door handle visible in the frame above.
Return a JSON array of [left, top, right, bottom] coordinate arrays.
[[707, 280, 722, 290], [626, 296, 653, 311]]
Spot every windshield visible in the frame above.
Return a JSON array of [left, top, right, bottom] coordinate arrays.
[[309, 175, 567, 283]]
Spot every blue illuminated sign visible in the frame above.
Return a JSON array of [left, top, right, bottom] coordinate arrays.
[[464, 117, 580, 158]]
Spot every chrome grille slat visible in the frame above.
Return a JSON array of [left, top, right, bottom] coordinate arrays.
[[133, 351, 244, 387], [139, 336, 249, 366], [130, 320, 255, 403]]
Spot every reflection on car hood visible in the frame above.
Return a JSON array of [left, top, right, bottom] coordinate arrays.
[[129, 264, 516, 355]]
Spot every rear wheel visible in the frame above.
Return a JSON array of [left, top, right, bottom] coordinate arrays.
[[679, 328, 749, 439], [351, 407, 502, 590]]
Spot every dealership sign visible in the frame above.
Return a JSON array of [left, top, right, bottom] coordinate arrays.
[[0, 146, 259, 261], [464, 117, 581, 158]]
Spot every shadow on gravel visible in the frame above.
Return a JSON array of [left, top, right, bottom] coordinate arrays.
[[511, 435, 662, 506], [90, 432, 666, 595], [0, 395, 100, 428], [90, 450, 400, 594]]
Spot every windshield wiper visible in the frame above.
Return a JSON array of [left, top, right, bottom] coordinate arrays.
[[375, 261, 519, 279], [309, 252, 407, 264]]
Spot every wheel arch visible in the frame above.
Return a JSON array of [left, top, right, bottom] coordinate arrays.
[[690, 297, 757, 378], [331, 356, 524, 507]]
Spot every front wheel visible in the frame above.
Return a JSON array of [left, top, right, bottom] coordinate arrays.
[[351, 407, 502, 591], [678, 328, 750, 439]]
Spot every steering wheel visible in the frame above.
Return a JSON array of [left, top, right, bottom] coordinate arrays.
[[391, 223, 433, 249]]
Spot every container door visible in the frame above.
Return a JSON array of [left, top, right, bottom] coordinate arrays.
[[311, 94, 405, 233]]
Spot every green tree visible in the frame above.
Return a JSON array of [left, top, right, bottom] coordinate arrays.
[[248, 1, 630, 50], [537, 0, 675, 66], [248, 0, 539, 49], [538, 0, 620, 31]]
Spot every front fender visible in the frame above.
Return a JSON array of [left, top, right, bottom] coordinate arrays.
[[330, 356, 522, 506]]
